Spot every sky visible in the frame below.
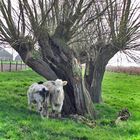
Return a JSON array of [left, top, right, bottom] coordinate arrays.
[[108, 51, 140, 67]]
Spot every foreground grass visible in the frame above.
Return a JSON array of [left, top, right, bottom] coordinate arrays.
[[0, 70, 140, 140]]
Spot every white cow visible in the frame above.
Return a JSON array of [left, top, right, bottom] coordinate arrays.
[[43, 79, 67, 117], [27, 82, 49, 118]]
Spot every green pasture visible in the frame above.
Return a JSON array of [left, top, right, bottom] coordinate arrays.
[[0, 70, 140, 140]]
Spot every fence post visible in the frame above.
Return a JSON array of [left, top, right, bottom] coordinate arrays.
[[9, 60, 11, 72], [20, 61, 22, 69], [1, 59, 3, 72], [16, 61, 18, 71]]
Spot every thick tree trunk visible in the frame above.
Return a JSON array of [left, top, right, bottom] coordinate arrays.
[[37, 35, 95, 117], [70, 75, 95, 116], [13, 41, 57, 80], [62, 75, 95, 117], [90, 62, 106, 103], [84, 59, 94, 91], [85, 45, 118, 103]]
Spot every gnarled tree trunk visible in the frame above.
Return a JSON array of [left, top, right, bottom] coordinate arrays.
[[14, 35, 95, 117], [38, 35, 95, 117], [89, 60, 106, 103], [85, 45, 118, 103]]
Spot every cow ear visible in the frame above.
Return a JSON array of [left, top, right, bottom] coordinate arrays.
[[63, 81, 67, 86]]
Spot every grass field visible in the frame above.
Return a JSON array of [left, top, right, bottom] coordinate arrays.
[[0, 70, 140, 140]]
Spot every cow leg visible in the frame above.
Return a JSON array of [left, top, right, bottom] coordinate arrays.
[[54, 104, 63, 118], [40, 102, 49, 119], [51, 109, 56, 118], [36, 102, 42, 113], [57, 113, 61, 118], [57, 103, 63, 118], [40, 111, 45, 119]]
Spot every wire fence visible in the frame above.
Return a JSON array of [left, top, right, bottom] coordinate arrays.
[[0, 60, 28, 72], [106, 66, 140, 75]]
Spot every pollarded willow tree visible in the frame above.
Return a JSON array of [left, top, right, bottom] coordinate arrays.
[[0, 0, 140, 117], [0, 0, 108, 117], [76, 0, 140, 103]]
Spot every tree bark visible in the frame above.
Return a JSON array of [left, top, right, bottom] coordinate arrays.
[[90, 61, 106, 103], [37, 35, 95, 117], [70, 73, 95, 117], [85, 45, 118, 103], [84, 59, 95, 91], [13, 40, 58, 80]]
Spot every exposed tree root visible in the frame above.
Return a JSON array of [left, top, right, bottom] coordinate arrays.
[[69, 114, 96, 128]]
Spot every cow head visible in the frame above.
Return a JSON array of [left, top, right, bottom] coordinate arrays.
[[54, 79, 67, 94]]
